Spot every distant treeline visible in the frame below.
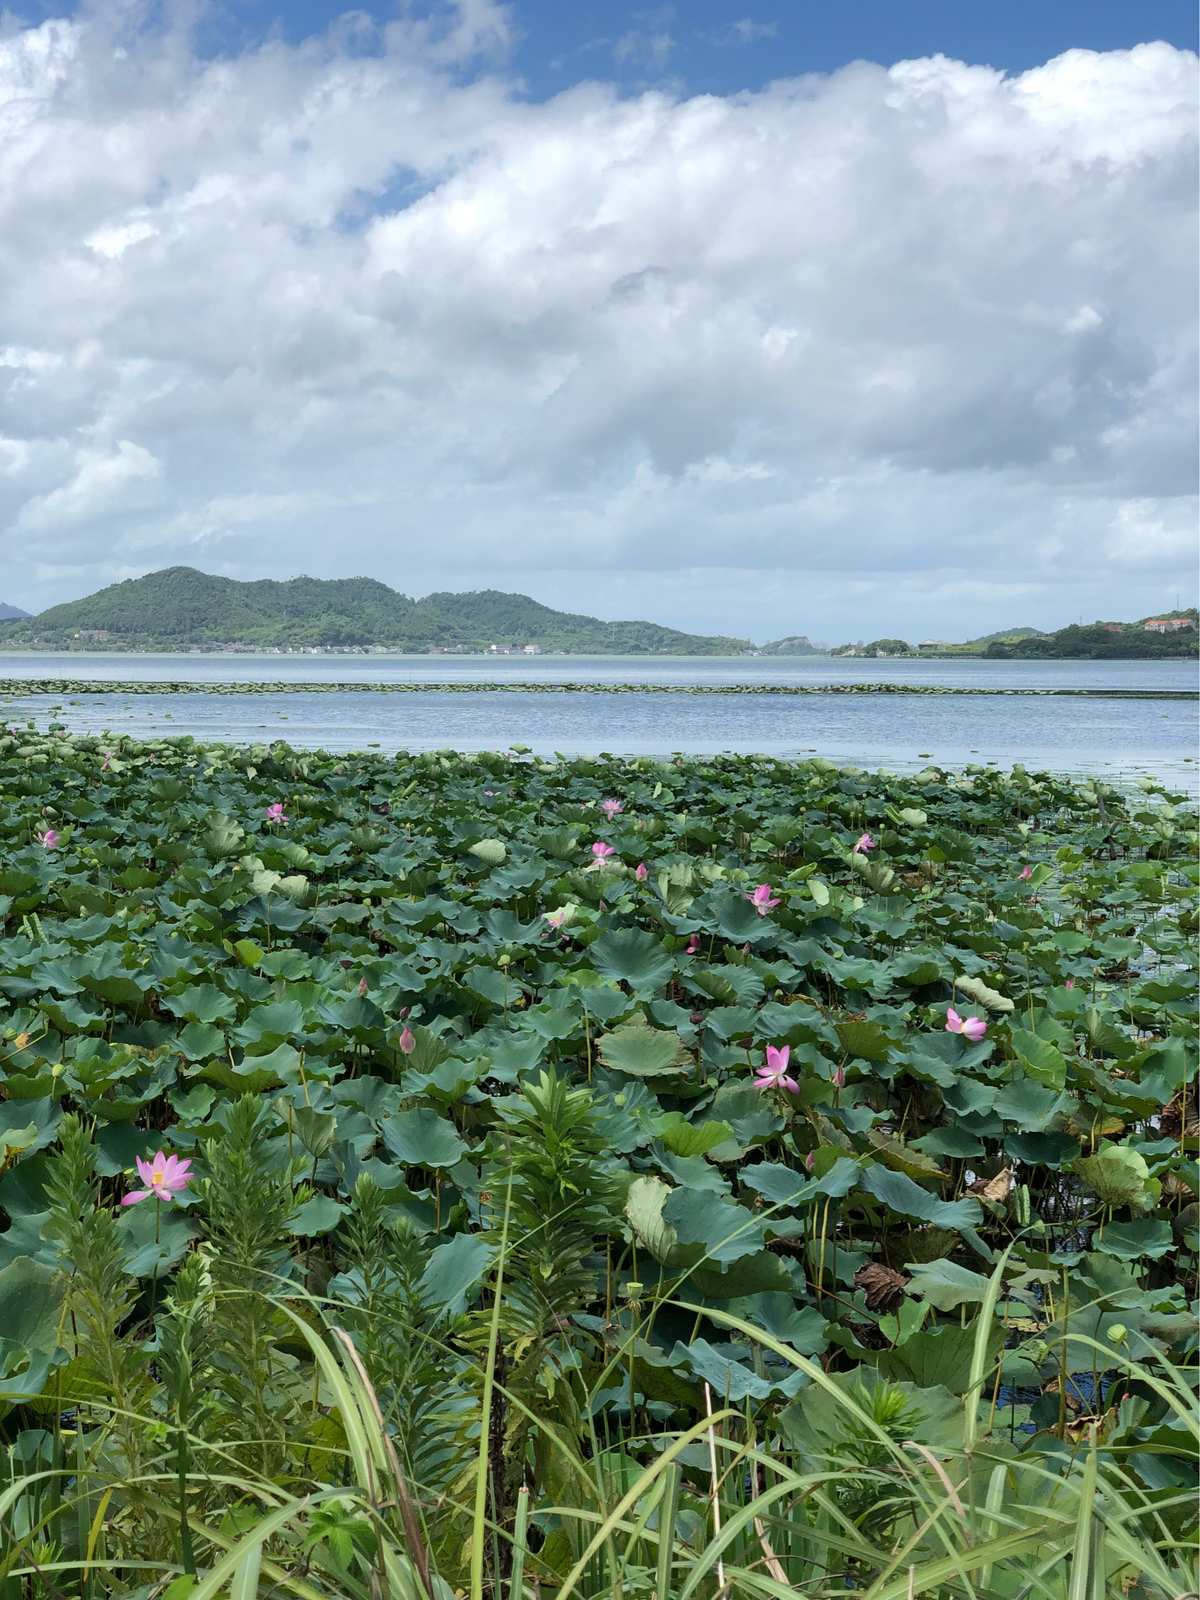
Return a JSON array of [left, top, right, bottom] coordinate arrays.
[[985, 622, 1198, 660]]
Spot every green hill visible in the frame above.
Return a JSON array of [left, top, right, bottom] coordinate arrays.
[[757, 634, 826, 655], [964, 626, 1047, 647], [12, 567, 751, 655], [985, 612, 1197, 660]]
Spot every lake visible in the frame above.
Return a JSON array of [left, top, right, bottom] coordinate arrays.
[[2, 651, 1196, 789]]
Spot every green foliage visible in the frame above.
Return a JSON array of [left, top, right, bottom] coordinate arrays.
[[0, 731, 1195, 1595], [987, 613, 1199, 659]]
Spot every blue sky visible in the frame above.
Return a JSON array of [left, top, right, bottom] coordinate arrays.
[[1, 0, 1196, 638], [192, 0, 1200, 91]]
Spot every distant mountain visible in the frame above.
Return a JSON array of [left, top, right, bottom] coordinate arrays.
[[0, 603, 29, 622], [12, 567, 752, 656], [758, 635, 826, 655]]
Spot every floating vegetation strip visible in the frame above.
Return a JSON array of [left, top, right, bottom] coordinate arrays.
[[0, 676, 1195, 699], [0, 730, 1196, 1595]]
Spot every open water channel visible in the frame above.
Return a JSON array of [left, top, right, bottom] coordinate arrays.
[[2, 652, 1195, 790]]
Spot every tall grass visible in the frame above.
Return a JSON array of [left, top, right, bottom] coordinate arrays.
[[1, 1249, 1195, 1599]]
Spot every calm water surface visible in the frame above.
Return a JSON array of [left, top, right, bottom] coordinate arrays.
[[1, 651, 1196, 691], [4, 659, 1196, 793]]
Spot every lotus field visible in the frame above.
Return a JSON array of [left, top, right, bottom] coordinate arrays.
[[0, 727, 1196, 1598]]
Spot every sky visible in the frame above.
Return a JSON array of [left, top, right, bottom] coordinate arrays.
[[0, 1, 1196, 644]]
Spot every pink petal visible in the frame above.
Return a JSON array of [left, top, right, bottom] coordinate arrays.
[[945, 1008, 962, 1033], [121, 1189, 151, 1206]]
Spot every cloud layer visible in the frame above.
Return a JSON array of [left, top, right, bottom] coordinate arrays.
[[0, 5, 1195, 640]]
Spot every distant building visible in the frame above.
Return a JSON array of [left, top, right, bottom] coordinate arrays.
[[522, 643, 542, 655], [1144, 617, 1194, 633], [917, 640, 945, 652]]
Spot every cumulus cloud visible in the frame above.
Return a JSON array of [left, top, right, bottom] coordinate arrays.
[[0, 4, 1194, 639]]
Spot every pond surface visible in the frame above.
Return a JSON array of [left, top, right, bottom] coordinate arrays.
[[0, 650, 1196, 691], [7, 678, 1197, 792]]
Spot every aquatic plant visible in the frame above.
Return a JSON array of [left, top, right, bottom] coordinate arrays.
[[0, 728, 1194, 1595]]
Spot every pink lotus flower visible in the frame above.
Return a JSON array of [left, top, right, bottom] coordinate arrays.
[[101, 751, 112, 771], [635, 862, 648, 881], [1018, 864, 1032, 881], [755, 1045, 799, 1094], [543, 907, 570, 930], [748, 884, 780, 916], [853, 833, 876, 854], [357, 977, 368, 996], [265, 802, 288, 825], [832, 1066, 846, 1089], [38, 829, 60, 850], [945, 1007, 987, 1043], [122, 1151, 192, 1206], [804, 1151, 816, 1172], [686, 934, 700, 955], [601, 799, 624, 819], [591, 841, 616, 861], [1064, 977, 1075, 990], [398, 1025, 415, 1054]]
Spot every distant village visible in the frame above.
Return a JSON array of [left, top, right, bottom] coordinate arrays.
[[16, 612, 1197, 658], [47, 632, 548, 656]]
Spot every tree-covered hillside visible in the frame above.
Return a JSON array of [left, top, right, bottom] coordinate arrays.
[[13, 567, 751, 654], [986, 614, 1198, 659], [757, 634, 826, 655]]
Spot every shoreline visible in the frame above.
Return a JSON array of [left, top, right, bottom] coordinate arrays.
[[1, 676, 1195, 700]]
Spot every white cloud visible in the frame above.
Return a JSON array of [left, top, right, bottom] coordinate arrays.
[[16, 440, 161, 533], [0, 8, 1194, 640], [716, 19, 778, 47]]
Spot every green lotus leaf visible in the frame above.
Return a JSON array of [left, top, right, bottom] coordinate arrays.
[[859, 1164, 983, 1230], [954, 974, 1014, 1013], [1074, 1143, 1160, 1212], [381, 1109, 469, 1169], [668, 1336, 805, 1402], [1093, 1219, 1175, 1260], [624, 1174, 678, 1260], [118, 1205, 198, 1278], [994, 1078, 1066, 1130], [419, 1234, 496, 1317], [598, 1020, 690, 1078], [467, 838, 507, 866], [662, 1188, 765, 1263], [904, 1259, 992, 1311], [287, 1195, 347, 1236], [654, 1113, 732, 1157], [590, 928, 675, 992], [835, 1019, 895, 1063]]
